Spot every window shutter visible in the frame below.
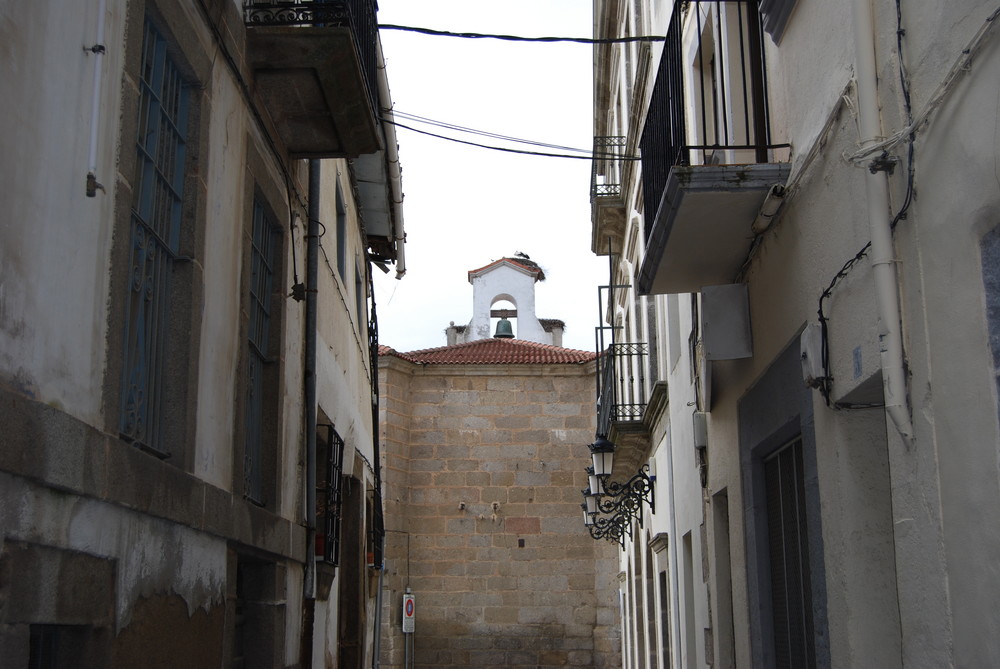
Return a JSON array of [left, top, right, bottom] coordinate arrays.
[[758, 0, 797, 42], [764, 437, 816, 669]]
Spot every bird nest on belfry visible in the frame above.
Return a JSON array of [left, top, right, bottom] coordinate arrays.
[[511, 251, 546, 281]]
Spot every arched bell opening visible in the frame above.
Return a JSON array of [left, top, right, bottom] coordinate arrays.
[[490, 296, 517, 339]]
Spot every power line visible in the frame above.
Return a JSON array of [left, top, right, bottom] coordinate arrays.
[[382, 117, 640, 160], [391, 110, 595, 154], [379, 24, 665, 44]]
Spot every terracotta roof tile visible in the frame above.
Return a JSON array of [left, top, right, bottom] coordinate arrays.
[[379, 338, 596, 365], [467, 257, 545, 282]]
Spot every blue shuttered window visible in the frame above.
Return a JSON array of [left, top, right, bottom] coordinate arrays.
[[120, 20, 190, 455], [245, 199, 280, 504]]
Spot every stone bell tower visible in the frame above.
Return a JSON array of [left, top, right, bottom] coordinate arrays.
[[445, 255, 564, 346]]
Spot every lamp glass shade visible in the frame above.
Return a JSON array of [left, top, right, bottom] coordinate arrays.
[[588, 472, 602, 495], [588, 435, 616, 477], [582, 505, 594, 526], [584, 491, 599, 515], [591, 449, 614, 477]]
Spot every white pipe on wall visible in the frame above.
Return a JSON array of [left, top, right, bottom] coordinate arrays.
[[852, 0, 916, 446], [86, 0, 107, 196], [376, 44, 406, 279]]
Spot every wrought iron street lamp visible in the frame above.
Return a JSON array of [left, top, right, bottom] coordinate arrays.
[[581, 436, 656, 548]]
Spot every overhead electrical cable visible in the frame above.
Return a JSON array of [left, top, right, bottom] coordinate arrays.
[[381, 117, 640, 160], [390, 110, 596, 154], [846, 5, 1000, 164], [378, 24, 665, 44]]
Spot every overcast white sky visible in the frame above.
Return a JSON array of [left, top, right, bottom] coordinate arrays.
[[371, 0, 607, 353]]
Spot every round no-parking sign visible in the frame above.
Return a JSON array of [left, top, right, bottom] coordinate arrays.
[[402, 593, 415, 634]]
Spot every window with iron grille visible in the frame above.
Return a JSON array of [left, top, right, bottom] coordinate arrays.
[[658, 570, 672, 667], [244, 199, 281, 505], [29, 625, 60, 669], [355, 264, 365, 334], [979, 225, 1000, 421], [119, 19, 191, 456], [317, 424, 346, 565], [336, 179, 347, 283], [764, 436, 816, 669], [29, 625, 92, 669]]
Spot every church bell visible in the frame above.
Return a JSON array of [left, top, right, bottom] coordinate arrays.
[[493, 317, 515, 339]]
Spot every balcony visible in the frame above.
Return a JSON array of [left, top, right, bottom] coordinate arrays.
[[596, 340, 652, 476], [244, 0, 381, 158], [637, 0, 790, 295], [590, 136, 629, 256], [595, 269, 653, 473], [597, 343, 648, 430]]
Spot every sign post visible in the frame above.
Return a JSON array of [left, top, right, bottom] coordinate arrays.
[[402, 591, 415, 634]]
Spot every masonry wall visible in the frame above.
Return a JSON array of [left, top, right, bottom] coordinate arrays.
[[378, 357, 621, 669]]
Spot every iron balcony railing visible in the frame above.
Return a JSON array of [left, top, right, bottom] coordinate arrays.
[[639, 0, 783, 240], [597, 342, 649, 436], [244, 0, 379, 122], [591, 136, 628, 200], [594, 256, 649, 436], [367, 276, 385, 570]]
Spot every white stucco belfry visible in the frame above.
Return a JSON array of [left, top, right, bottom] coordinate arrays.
[[454, 258, 563, 346]]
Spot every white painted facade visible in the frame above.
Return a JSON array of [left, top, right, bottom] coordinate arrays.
[[591, 0, 1000, 667], [0, 0, 401, 665]]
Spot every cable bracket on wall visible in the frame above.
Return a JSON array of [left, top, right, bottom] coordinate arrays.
[[868, 151, 898, 175]]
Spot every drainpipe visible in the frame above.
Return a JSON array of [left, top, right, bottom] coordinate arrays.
[[301, 159, 321, 667], [376, 43, 406, 279], [372, 548, 386, 668], [665, 436, 682, 668], [852, 0, 915, 446]]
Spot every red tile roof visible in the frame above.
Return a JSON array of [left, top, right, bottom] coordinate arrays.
[[379, 339, 596, 365], [467, 257, 545, 282]]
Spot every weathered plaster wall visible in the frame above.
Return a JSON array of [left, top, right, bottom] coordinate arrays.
[[0, 471, 227, 628], [0, 0, 126, 421], [191, 59, 247, 489], [315, 164, 376, 473], [899, 15, 1000, 665]]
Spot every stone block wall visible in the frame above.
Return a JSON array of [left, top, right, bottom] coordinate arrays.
[[378, 357, 621, 668]]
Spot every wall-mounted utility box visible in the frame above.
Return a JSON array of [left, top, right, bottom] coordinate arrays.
[[692, 411, 708, 449], [701, 284, 753, 360]]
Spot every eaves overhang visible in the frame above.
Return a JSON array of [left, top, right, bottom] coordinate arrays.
[[354, 149, 396, 259], [637, 163, 791, 295]]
